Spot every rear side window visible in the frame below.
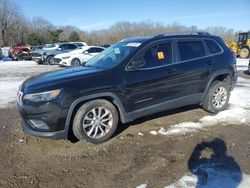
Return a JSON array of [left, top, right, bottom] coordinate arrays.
[[177, 41, 205, 61], [143, 43, 172, 68], [67, 44, 77, 50], [205, 40, 222, 54]]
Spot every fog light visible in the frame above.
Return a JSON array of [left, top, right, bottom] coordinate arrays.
[[29, 119, 49, 130]]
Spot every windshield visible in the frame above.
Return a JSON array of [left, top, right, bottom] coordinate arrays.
[[238, 34, 247, 43], [44, 44, 56, 48], [85, 41, 141, 68]]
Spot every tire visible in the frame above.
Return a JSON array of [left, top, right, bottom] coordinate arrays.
[[72, 99, 118, 144], [248, 60, 250, 74], [71, 58, 81, 66], [202, 81, 230, 113], [46, 55, 54, 65], [239, 48, 249, 59]]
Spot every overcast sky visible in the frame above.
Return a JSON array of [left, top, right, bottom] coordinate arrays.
[[14, 0, 250, 31]]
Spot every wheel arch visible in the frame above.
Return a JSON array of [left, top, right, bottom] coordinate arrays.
[[201, 71, 233, 105], [65, 92, 127, 138]]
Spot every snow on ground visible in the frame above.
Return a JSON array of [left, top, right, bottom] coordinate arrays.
[[138, 172, 250, 188], [0, 61, 60, 108], [164, 171, 250, 188], [142, 58, 250, 188], [150, 59, 250, 136]]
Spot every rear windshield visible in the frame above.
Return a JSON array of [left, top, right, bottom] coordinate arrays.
[[205, 40, 222, 54]]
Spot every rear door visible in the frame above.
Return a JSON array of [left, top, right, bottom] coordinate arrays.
[[172, 39, 216, 97]]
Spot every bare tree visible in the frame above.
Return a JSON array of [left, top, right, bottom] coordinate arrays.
[[0, 0, 24, 46]]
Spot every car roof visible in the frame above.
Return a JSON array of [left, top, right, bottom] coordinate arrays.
[[122, 32, 220, 44]]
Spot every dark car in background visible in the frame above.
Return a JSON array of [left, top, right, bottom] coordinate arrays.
[[17, 32, 237, 144]]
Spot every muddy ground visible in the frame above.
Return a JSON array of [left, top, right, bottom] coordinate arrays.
[[0, 65, 249, 188]]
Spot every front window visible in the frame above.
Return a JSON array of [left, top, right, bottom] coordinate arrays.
[[85, 42, 140, 68]]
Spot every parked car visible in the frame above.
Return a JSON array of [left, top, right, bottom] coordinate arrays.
[[9, 46, 32, 60], [32, 43, 79, 64], [53, 46, 105, 66], [0, 48, 3, 59], [100, 44, 111, 48], [17, 32, 237, 144], [31, 45, 44, 52], [1, 46, 11, 57], [69, 42, 88, 48]]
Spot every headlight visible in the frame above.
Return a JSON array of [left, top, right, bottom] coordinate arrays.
[[23, 89, 61, 102], [62, 56, 70, 59]]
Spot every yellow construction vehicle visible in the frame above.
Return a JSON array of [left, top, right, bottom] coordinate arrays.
[[226, 31, 250, 58]]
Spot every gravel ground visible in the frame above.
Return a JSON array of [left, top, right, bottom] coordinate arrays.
[[0, 59, 249, 188]]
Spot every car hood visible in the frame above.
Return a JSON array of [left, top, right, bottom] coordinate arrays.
[[23, 66, 104, 93], [32, 49, 45, 53], [55, 49, 83, 58]]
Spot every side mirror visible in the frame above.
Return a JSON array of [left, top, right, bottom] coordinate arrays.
[[57, 48, 62, 51], [127, 60, 145, 71], [84, 51, 89, 54]]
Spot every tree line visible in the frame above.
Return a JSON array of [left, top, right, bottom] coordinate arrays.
[[0, 0, 239, 47]]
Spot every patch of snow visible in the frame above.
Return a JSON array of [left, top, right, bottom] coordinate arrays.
[[150, 130, 158, 135], [0, 61, 60, 108], [136, 183, 147, 188], [165, 169, 250, 188], [138, 132, 144, 136], [236, 58, 249, 71]]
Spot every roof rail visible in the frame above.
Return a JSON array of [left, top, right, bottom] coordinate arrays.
[[153, 32, 210, 38]]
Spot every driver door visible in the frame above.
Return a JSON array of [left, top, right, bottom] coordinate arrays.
[[124, 40, 177, 112]]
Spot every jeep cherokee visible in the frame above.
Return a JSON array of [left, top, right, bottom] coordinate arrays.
[[17, 32, 237, 144]]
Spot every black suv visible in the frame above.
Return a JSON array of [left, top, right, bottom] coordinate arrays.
[[17, 33, 237, 143]]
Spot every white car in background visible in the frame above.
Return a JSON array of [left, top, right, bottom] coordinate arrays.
[[53, 46, 105, 66], [69, 42, 88, 48]]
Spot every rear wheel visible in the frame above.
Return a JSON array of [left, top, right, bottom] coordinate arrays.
[[72, 99, 118, 144], [202, 81, 230, 113], [239, 48, 249, 59], [71, 58, 81, 66]]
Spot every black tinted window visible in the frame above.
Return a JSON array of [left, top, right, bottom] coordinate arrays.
[[177, 41, 205, 61], [68, 44, 77, 49], [59, 44, 68, 50], [205, 40, 222, 54], [143, 43, 172, 68], [94, 48, 104, 52], [88, 47, 104, 53]]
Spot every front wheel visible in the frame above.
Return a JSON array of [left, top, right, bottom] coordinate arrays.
[[71, 58, 81, 66], [72, 99, 118, 144], [239, 48, 249, 59], [47, 55, 54, 65], [202, 81, 230, 113]]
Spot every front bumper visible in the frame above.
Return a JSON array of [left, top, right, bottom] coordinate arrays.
[[17, 100, 69, 140], [21, 119, 67, 139]]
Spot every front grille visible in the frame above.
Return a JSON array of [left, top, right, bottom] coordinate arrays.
[[32, 53, 41, 57], [53, 58, 62, 63]]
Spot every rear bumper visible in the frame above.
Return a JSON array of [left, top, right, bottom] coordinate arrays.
[[21, 118, 67, 140]]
